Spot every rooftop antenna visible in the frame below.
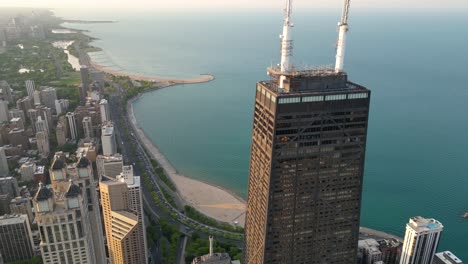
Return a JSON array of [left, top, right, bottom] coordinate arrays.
[[335, 0, 351, 73], [279, 0, 294, 89]]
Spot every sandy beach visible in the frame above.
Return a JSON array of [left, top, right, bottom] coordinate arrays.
[[91, 61, 214, 84], [127, 96, 246, 227]]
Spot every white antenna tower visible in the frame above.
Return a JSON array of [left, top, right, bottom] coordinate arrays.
[[279, 0, 294, 89], [335, 0, 351, 73]]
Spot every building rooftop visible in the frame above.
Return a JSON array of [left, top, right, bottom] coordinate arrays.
[[408, 216, 443, 232], [435, 251, 463, 264], [0, 214, 27, 226], [34, 183, 53, 201], [65, 180, 81, 198]]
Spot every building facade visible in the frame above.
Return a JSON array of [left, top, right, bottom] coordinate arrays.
[[244, 67, 371, 263], [66, 112, 78, 140], [101, 122, 117, 156], [0, 214, 35, 262], [82, 116, 93, 138], [400, 217, 443, 264]]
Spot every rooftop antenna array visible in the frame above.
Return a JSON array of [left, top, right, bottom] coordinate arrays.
[[279, 0, 294, 89], [335, 0, 351, 73]]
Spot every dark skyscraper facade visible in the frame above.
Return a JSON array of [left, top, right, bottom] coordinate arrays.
[[244, 68, 371, 264]]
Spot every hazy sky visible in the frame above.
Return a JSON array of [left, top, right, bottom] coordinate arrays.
[[0, 0, 467, 9]]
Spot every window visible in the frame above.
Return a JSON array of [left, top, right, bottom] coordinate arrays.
[[279, 97, 301, 104], [302, 96, 324, 102], [325, 94, 347, 101], [348, 93, 368, 99]]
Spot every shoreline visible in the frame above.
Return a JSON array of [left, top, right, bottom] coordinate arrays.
[[127, 94, 246, 227], [91, 61, 215, 84]]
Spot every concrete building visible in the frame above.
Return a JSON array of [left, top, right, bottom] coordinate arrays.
[[96, 154, 124, 180], [82, 116, 93, 138], [91, 71, 105, 89], [56, 122, 67, 147], [0, 100, 9, 123], [400, 216, 443, 264], [9, 109, 26, 123], [101, 122, 117, 156], [20, 162, 36, 181], [34, 155, 106, 263], [379, 238, 402, 264], [10, 117, 24, 130], [99, 165, 147, 264], [9, 197, 34, 224], [0, 147, 9, 176], [8, 128, 28, 150], [433, 251, 463, 264], [39, 86, 57, 112], [80, 66, 90, 102], [358, 239, 383, 264], [0, 81, 13, 103], [16, 96, 33, 119], [0, 214, 35, 263], [35, 115, 48, 135], [25, 80, 35, 98], [66, 112, 78, 140], [99, 99, 110, 123], [36, 131, 50, 158], [55, 99, 70, 115], [33, 90, 41, 105]]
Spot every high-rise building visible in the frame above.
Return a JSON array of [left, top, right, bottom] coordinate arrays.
[[16, 96, 33, 118], [34, 155, 106, 263], [10, 117, 24, 130], [0, 147, 9, 176], [358, 239, 383, 264], [25, 80, 35, 98], [0, 177, 18, 198], [39, 86, 58, 112], [8, 128, 29, 150], [96, 154, 124, 180], [66, 112, 78, 140], [9, 197, 34, 224], [400, 217, 443, 264], [99, 99, 110, 123], [35, 115, 48, 135], [82, 116, 93, 138], [433, 251, 463, 264], [244, 1, 370, 263], [36, 131, 50, 158], [0, 100, 9, 123], [0, 214, 35, 263], [33, 90, 41, 105], [56, 122, 67, 146], [20, 162, 36, 181], [102, 122, 117, 156], [80, 66, 90, 102], [0, 80, 13, 103], [99, 165, 147, 264], [91, 71, 105, 89], [55, 99, 70, 115], [9, 108, 26, 123]]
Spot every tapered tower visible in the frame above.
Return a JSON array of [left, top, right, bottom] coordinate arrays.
[[244, 1, 370, 263]]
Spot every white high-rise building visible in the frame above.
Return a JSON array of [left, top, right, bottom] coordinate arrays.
[[39, 87, 57, 112], [433, 251, 463, 264], [101, 122, 117, 156], [0, 147, 9, 176], [25, 80, 35, 98], [400, 216, 443, 264], [36, 131, 50, 158], [55, 99, 70, 115], [96, 154, 123, 180], [0, 100, 9, 122], [66, 112, 78, 140], [33, 90, 41, 105], [35, 115, 48, 136], [82, 116, 93, 138], [99, 99, 110, 123]]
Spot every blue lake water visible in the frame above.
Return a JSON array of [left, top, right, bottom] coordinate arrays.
[[55, 8, 468, 258]]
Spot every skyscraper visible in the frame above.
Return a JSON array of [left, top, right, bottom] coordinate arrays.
[[400, 216, 443, 264], [0, 147, 9, 176], [82, 116, 94, 138], [96, 154, 124, 180], [99, 165, 147, 264], [0, 214, 35, 263], [36, 131, 50, 158], [0, 100, 9, 122], [39, 86, 58, 112], [0, 80, 13, 103], [244, 1, 370, 263], [25, 80, 35, 98], [102, 122, 117, 156], [66, 112, 78, 140], [99, 99, 110, 123]]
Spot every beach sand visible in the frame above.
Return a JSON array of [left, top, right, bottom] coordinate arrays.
[[91, 62, 214, 84], [127, 96, 246, 227]]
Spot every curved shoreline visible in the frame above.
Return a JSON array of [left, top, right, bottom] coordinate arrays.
[[91, 61, 215, 84], [127, 92, 247, 227]]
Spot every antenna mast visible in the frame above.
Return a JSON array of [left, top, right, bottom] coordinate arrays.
[[279, 0, 293, 89], [335, 0, 351, 73]]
